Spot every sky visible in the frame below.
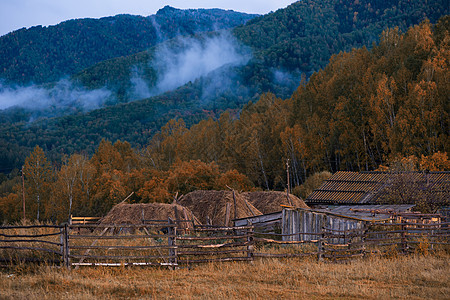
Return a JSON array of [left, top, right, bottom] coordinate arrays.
[[0, 0, 298, 37]]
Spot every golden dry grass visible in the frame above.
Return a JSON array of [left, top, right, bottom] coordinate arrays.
[[1, 254, 448, 299]]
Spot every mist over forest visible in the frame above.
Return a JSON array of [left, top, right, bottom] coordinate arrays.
[[0, 31, 250, 121]]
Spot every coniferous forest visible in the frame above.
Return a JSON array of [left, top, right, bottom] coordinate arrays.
[[0, 1, 448, 223]]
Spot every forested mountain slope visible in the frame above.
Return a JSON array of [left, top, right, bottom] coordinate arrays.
[[235, 0, 448, 70], [233, 0, 448, 92], [0, 6, 257, 85], [0, 1, 448, 174], [74, 0, 449, 101]]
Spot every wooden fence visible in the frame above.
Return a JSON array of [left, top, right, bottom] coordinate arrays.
[[177, 225, 254, 264], [67, 221, 178, 268], [0, 221, 448, 268], [69, 216, 102, 225], [0, 224, 64, 266], [256, 221, 450, 261]]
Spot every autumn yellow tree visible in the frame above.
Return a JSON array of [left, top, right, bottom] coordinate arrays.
[[147, 119, 188, 170], [51, 154, 96, 221], [420, 151, 450, 171], [89, 140, 140, 215], [23, 146, 52, 221]]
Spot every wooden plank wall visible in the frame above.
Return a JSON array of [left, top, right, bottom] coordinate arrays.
[[282, 209, 364, 243], [234, 212, 282, 233]]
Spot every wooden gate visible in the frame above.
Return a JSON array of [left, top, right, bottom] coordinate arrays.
[[67, 221, 177, 267], [177, 225, 254, 264]]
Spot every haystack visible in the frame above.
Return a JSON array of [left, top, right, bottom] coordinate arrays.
[[99, 202, 200, 229], [242, 191, 309, 214], [178, 190, 262, 226]]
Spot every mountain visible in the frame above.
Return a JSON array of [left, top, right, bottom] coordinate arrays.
[[0, 1, 449, 173], [0, 6, 257, 85], [235, 0, 448, 86], [69, 0, 450, 107]]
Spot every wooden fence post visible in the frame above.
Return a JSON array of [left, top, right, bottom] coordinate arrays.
[[247, 222, 254, 261], [60, 225, 64, 266], [317, 226, 324, 261], [401, 223, 407, 253], [174, 206, 179, 228], [360, 224, 367, 258], [430, 226, 434, 251], [168, 218, 177, 268], [63, 223, 70, 269]]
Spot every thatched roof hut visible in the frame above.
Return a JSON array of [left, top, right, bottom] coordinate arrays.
[[242, 191, 309, 214], [178, 190, 262, 226], [99, 202, 200, 229]]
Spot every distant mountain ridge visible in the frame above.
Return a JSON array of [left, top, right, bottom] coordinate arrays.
[[0, 6, 258, 85], [64, 0, 449, 112], [233, 0, 449, 74]]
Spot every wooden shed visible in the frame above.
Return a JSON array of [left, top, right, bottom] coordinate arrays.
[[235, 205, 418, 243]]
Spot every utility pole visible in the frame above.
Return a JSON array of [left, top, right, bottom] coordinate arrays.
[[286, 159, 292, 206], [21, 167, 26, 220], [286, 159, 290, 195]]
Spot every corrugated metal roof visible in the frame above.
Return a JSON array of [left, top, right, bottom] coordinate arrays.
[[306, 171, 450, 205]]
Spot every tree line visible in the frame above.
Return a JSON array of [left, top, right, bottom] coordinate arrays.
[[0, 142, 254, 223]]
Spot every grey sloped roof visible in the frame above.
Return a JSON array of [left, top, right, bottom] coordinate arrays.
[[315, 204, 416, 221]]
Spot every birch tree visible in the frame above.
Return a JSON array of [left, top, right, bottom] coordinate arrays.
[[23, 146, 51, 221]]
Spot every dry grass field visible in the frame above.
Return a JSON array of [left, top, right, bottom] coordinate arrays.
[[1, 254, 449, 299]]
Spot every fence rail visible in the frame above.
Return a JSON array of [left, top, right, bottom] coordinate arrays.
[[0, 220, 448, 268], [0, 225, 64, 266], [253, 221, 449, 261]]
